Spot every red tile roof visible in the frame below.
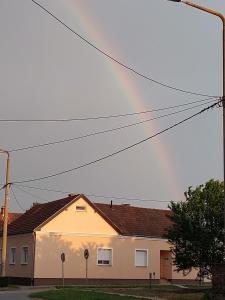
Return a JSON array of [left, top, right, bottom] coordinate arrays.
[[0, 213, 22, 230], [6, 195, 172, 238]]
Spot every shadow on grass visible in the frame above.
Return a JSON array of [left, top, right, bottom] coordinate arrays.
[[29, 289, 148, 300], [29, 287, 211, 300]]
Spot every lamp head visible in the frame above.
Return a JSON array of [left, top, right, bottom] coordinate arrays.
[[167, 0, 181, 2]]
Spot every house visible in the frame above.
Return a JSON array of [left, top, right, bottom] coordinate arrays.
[[0, 208, 22, 230], [0, 194, 198, 285]]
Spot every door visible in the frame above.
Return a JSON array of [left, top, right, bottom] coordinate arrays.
[[160, 250, 172, 280]]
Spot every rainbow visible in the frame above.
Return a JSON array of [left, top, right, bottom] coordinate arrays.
[[64, 0, 183, 200]]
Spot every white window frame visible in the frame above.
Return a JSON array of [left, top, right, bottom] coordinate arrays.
[[96, 247, 113, 266], [9, 247, 16, 265], [20, 246, 29, 265], [135, 249, 148, 267]]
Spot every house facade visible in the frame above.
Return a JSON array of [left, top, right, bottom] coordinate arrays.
[[1, 194, 198, 285]]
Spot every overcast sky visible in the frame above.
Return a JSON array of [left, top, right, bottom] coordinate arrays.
[[0, 0, 224, 212]]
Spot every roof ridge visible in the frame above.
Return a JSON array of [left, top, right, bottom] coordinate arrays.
[[94, 202, 170, 212]]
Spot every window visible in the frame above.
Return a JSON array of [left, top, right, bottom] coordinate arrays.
[[76, 206, 86, 212], [135, 249, 148, 267], [97, 248, 112, 266], [9, 248, 16, 265], [21, 247, 28, 265]]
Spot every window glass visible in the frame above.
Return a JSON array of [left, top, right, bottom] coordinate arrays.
[[97, 248, 112, 265], [135, 249, 148, 267], [9, 248, 16, 265], [21, 247, 28, 264], [76, 206, 86, 212]]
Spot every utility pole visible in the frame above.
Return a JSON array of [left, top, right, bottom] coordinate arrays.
[[0, 149, 10, 277], [168, 0, 225, 257], [168, 1, 225, 296]]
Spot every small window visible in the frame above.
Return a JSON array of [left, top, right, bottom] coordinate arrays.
[[21, 247, 28, 265], [135, 249, 148, 267], [9, 248, 16, 265], [97, 248, 112, 266], [76, 206, 86, 212]]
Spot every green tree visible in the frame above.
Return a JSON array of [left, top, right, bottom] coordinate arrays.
[[167, 179, 224, 274]]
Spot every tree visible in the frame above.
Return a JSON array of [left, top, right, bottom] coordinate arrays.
[[167, 179, 224, 274]]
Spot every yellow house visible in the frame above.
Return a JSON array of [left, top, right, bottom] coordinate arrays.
[[1, 194, 198, 285]]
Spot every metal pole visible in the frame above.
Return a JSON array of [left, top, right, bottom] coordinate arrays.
[[62, 261, 64, 287], [0, 150, 10, 277], [223, 22, 225, 251], [180, 0, 225, 255], [86, 259, 88, 281]]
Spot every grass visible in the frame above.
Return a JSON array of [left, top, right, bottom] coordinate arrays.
[[30, 288, 148, 300], [30, 287, 209, 300]]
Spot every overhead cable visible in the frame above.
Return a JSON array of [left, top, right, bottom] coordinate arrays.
[[9, 99, 218, 153], [0, 97, 218, 122], [11, 101, 220, 184], [13, 184, 175, 203], [11, 187, 25, 212], [31, 0, 219, 98], [13, 185, 47, 202]]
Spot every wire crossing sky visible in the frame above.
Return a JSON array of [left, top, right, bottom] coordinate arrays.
[[30, 0, 219, 98], [0, 0, 224, 210], [11, 101, 220, 184]]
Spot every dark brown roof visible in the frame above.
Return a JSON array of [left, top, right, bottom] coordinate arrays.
[[6, 195, 172, 238], [94, 203, 172, 238]]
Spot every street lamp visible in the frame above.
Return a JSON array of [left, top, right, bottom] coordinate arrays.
[[168, 0, 225, 236], [167, 0, 225, 290], [0, 149, 10, 277]]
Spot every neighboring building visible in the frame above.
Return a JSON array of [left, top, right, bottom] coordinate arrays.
[[0, 207, 22, 231], [0, 194, 198, 285]]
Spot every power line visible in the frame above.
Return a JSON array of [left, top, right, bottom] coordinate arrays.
[[9, 99, 217, 153], [13, 184, 174, 203], [12, 101, 220, 184], [11, 187, 25, 212], [13, 185, 47, 202], [30, 0, 219, 99], [0, 97, 218, 122]]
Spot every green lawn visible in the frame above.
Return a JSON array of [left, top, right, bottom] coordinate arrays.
[[30, 289, 148, 300]]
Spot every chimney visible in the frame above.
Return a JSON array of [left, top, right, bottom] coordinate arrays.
[[68, 193, 76, 197], [110, 201, 113, 208]]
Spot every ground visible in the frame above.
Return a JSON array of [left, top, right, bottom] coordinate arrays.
[[29, 285, 210, 300]]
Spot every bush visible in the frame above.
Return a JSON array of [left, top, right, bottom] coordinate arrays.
[[0, 277, 8, 287]]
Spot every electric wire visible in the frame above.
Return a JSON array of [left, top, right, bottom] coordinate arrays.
[[13, 184, 175, 203], [9, 99, 218, 153], [11, 101, 220, 185], [0, 97, 218, 122], [11, 186, 25, 212], [31, 0, 219, 99], [13, 184, 47, 202]]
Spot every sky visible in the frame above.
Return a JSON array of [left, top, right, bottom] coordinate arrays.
[[0, 0, 224, 212]]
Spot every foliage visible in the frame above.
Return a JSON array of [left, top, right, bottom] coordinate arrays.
[[166, 179, 224, 274]]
